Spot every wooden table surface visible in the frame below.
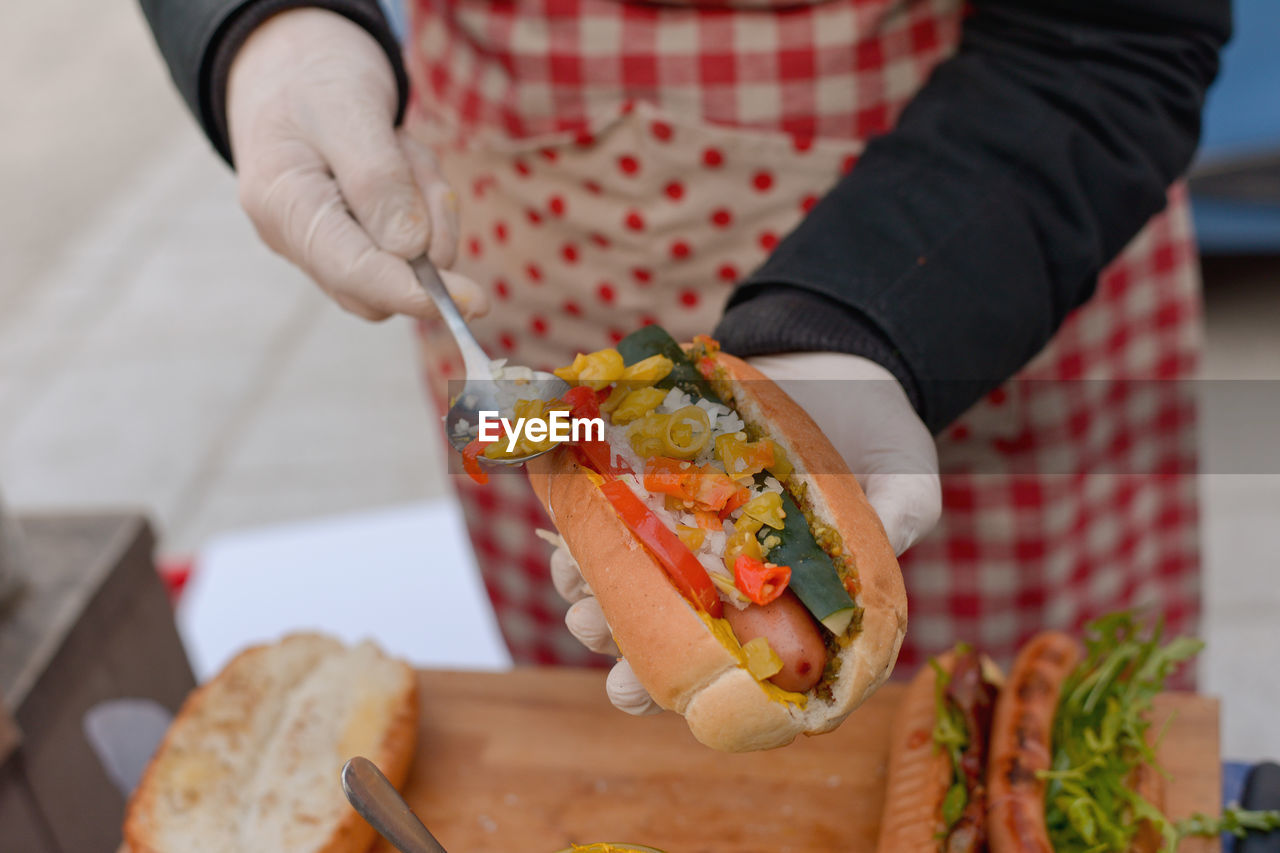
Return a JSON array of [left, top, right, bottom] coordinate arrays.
[[382, 668, 1221, 853]]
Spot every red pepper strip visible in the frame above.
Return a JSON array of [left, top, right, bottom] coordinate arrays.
[[561, 385, 634, 479], [642, 457, 740, 513], [599, 479, 723, 617], [718, 485, 752, 519], [693, 510, 723, 532], [462, 438, 492, 485], [572, 443, 617, 481], [697, 356, 718, 380], [562, 385, 601, 420], [642, 457, 689, 497], [733, 554, 791, 606], [688, 471, 742, 513]]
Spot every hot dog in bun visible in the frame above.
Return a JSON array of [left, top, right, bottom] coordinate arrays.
[[987, 613, 1202, 853], [495, 326, 907, 751], [877, 645, 1002, 853]]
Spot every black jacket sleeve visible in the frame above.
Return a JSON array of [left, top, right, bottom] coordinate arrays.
[[138, 0, 406, 164], [714, 0, 1230, 433]]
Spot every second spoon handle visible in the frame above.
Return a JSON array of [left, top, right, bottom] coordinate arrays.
[[341, 757, 450, 853]]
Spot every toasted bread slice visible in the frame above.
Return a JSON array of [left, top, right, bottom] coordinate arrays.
[[124, 633, 418, 853]]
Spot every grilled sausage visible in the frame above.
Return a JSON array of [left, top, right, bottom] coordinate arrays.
[[986, 631, 1081, 853], [723, 591, 828, 693]]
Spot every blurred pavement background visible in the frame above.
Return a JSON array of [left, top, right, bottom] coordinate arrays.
[[1, 2, 1277, 758], [0, 1, 446, 558]]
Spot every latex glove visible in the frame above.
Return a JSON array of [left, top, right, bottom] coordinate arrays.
[[745, 352, 941, 556], [542, 352, 940, 715], [227, 9, 487, 321], [540, 531, 662, 716]]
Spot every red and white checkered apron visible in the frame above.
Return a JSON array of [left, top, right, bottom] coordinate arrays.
[[404, 0, 1202, 672]]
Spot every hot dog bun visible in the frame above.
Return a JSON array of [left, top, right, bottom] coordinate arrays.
[[986, 631, 1081, 853], [876, 652, 957, 851], [527, 352, 907, 752], [124, 634, 418, 853]]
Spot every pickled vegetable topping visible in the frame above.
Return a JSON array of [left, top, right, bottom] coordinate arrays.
[[643, 457, 745, 514], [554, 348, 627, 390], [714, 434, 776, 481], [608, 387, 666, 424], [762, 490, 857, 635], [630, 406, 712, 459], [547, 325, 861, 669], [732, 554, 790, 606], [616, 325, 723, 402], [462, 438, 493, 485], [742, 636, 784, 680], [740, 492, 785, 529]]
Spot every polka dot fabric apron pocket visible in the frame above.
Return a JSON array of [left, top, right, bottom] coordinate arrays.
[[414, 100, 860, 376], [403, 0, 1203, 670]]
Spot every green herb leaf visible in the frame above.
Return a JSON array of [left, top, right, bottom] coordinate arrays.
[[1177, 807, 1280, 839], [941, 782, 968, 829], [1041, 611, 1200, 853], [930, 657, 967, 777], [1066, 797, 1098, 845]]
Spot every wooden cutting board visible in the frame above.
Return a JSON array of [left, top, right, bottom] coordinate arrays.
[[381, 668, 1220, 853]]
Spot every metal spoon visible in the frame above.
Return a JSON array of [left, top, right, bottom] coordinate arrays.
[[411, 256, 569, 465], [342, 756, 450, 853]]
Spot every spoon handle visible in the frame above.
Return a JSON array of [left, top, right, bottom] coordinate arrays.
[[342, 757, 450, 853], [410, 255, 494, 381]]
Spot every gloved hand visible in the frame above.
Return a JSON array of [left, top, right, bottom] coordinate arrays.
[[546, 352, 941, 715], [746, 351, 941, 556], [226, 9, 487, 321], [543, 533, 664, 715]]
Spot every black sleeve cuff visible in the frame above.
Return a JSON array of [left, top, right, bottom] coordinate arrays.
[[714, 286, 924, 418], [139, 0, 408, 166], [205, 0, 408, 165]]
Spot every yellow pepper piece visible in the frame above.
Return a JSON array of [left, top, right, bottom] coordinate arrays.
[[741, 492, 786, 530], [714, 434, 776, 481], [627, 413, 668, 458], [611, 387, 667, 425], [553, 353, 591, 384], [742, 637, 784, 681], [599, 384, 630, 415], [723, 517, 764, 573], [675, 524, 706, 552], [660, 405, 711, 460], [553, 348, 625, 390], [694, 611, 806, 708], [766, 440, 794, 482], [709, 571, 750, 606], [619, 354, 674, 385], [577, 349, 625, 390]]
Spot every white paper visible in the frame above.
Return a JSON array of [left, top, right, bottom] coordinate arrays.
[[177, 501, 512, 682]]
